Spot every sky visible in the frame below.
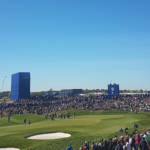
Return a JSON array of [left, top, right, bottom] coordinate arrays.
[[0, 0, 150, 91]]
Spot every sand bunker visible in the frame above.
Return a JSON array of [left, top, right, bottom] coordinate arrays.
[[0, 148, 20, 150], [27, 132, 71, 140]]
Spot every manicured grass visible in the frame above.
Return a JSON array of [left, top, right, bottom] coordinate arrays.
[[0, 111, 150, 150]]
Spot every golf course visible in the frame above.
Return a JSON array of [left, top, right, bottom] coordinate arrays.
[[0, 110, 150, 150]]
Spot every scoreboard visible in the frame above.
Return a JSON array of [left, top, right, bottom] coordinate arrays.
[[108, 83, 119, 97]]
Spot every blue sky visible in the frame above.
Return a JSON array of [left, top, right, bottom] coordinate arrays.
[[0, 0, 150, 91]]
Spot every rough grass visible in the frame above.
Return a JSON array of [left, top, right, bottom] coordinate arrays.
[[0, 111, 150, 150]]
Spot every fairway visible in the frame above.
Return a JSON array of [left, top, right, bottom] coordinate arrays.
[[0, 111, 150, 150]]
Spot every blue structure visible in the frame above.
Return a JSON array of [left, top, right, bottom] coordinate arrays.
[[108, 83, 119, 97], [11, 72, 30, 100], [59, 89, 83, 97]]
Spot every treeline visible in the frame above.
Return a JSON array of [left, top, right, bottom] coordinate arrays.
[[0, 89, 148, 99], [31, 89, 58, 97], [0, 91, 10, 99], [82, 89, 107, 94], [120, 89, 146, 93], [82, 89, 147, 94]]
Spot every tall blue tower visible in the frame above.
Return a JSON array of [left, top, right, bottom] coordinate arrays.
[[11, 72, 30, 100], [108, 83, 119, 97]]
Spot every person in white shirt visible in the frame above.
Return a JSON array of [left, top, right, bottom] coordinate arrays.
[[126, 139, 131, 150]]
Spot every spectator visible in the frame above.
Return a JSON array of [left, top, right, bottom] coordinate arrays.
[[66, 144, 73, 150]]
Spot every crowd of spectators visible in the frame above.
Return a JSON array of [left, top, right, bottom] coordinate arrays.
[[78, 130, 150, 150], [0, 94, 150, 118]]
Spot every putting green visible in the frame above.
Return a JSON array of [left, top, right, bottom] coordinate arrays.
[[0, 111, 150, 150]]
